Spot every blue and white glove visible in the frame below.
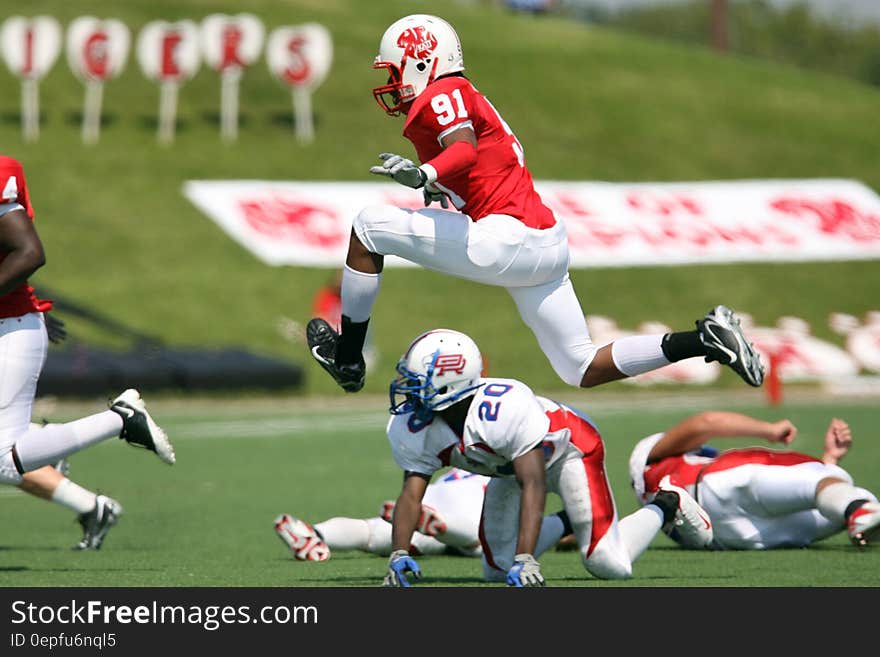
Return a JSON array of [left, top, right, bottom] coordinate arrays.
[[506, 553, 545, 587], [423, 182, 449, 209], [383, 549, 422, 588], [369, 153, 427, 189]]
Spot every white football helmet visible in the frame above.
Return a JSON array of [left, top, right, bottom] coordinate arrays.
[[389, 329, 483, 419], [372, 14, 464, 116]]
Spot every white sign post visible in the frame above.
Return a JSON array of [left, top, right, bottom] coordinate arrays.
[[136, 20, 200, 145], [0, 16, 62, 142], [266, 23, 333, 144], [200, 13, 264, 143], [66, 17, 130, 145]]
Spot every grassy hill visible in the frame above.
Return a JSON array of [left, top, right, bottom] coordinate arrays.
[[4, 0, 879, 396]]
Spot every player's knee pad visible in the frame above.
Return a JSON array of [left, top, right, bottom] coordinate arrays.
[[583, 544, 634, 580], [482, 557, 508, 582]]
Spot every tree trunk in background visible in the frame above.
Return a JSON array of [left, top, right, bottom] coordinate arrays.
[[711, 0, 729, 52]]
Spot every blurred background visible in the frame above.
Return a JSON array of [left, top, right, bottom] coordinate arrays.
[[4, 0, 879, 402]]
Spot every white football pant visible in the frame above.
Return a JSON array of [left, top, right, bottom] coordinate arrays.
[[353, 205, 596, 385], [480, 442, 664, 581], [698, 461, 877, 549]]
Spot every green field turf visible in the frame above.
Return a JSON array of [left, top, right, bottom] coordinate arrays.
[[3, 0, 879, 397], [2, 391, 877, 588]]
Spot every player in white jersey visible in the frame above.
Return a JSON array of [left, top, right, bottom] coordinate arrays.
[[380, 328, 713, 587], [274, 467, 573, 561], [629, 411, 880, 549]]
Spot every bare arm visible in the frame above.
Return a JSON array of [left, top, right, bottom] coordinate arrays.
[[390, 472, 430, 553], [512, 446, 546, 556], [0, 207, 45, 296], [647, 411, 797, 464], [821, 418, 851, 465]]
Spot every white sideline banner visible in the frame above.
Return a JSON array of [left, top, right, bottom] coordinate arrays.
[[183, 178, 880, 267]]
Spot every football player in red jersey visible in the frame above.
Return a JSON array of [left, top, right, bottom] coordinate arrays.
[[0, 155, 176, 549], [306, 14, 764, 394], [629, 411, 880, 549]]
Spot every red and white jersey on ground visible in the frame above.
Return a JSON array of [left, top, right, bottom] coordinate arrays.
[[387, 377, 585, 478], [629, 433, 822, 505], [628, 433, 853, 549], [403, 76, 556, 228], [0, 156, 51, 318]]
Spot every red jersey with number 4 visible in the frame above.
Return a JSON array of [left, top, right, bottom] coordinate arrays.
[[0, 156, 52, 318], [402, 76, 556, 229]]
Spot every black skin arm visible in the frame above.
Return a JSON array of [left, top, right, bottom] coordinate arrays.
[[512, 445, 547, 556], [391, 471, 431, 553], [0, 207, 45, 296]]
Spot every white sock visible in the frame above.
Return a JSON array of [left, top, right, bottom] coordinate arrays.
[[15, 412, 123, 472], [816, 482, 878, 524], [341, 265, 381, 323], [617, 505, 665, 561], [314, 517, 372, 551], [611, 335, 671, 377], [51, 478, 98, 515]]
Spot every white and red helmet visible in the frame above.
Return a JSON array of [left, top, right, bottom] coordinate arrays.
[[390, 328, 483, 417], [372, 14, 464, 116]]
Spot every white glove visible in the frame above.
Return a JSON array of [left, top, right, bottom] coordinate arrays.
[[369, 152, 427, 189], [382, 549, 422, 588], [422, 182, 449, 209], [506, 553, 545, 587]]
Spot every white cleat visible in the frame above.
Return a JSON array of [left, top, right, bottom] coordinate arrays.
[[110, 389, 176, 465], [657, 475, 714, 549], [848, 501, 880, 548], [76, 495, 123, 550], [274, 514, 331, 561]]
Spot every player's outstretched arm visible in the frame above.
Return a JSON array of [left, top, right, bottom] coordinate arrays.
[[383, 472, 430, 587], [647, 411, 798, 464]]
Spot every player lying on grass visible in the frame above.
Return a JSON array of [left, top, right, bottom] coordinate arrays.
[[376, 328, 712, 587], [274, 467, 573, 561], [629, 411, 880, 549]]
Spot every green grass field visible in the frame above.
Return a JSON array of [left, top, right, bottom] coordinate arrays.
[[4, 0, 879, 397], [2, 391, 877, 588], [2, 0, 879, 593]]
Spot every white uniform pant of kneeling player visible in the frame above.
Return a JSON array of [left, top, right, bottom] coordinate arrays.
[[480, 441, 709, 581]]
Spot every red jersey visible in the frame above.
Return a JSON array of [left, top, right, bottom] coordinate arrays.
[[0, 156, 52, 318], [402, 76, 556, 229]]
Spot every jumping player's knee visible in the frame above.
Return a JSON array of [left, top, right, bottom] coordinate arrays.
[[352, 205, 386, 239], [554, 347, 597, 388]]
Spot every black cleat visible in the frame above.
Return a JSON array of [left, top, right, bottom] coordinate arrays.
[[306, 318, 365, 393], [697, 305, 764, 387]]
